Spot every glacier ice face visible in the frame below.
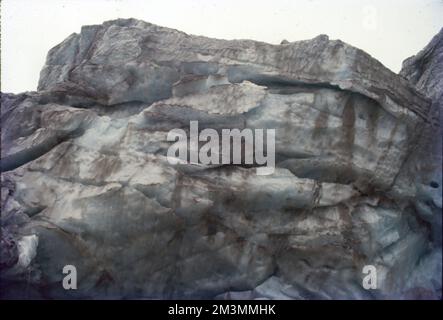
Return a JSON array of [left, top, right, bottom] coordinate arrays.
[[0, 19, 441, 299]]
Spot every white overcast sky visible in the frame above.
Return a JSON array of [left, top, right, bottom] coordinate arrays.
[[1, 0, 442, 93]]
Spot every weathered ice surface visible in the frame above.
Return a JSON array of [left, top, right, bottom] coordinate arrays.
[[1, 19, 441, 299]]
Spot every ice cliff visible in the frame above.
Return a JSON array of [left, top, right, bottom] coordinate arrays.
[[1, 19, 441, 299]]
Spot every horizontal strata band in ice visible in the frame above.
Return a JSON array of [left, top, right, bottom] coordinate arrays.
[[167, 121, 275, 175]]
